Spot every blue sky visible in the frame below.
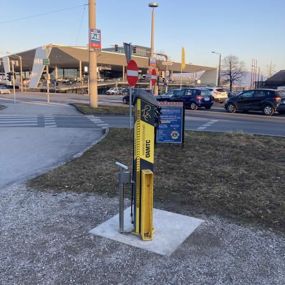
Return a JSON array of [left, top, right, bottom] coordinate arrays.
[[0, 0, 284, 76]]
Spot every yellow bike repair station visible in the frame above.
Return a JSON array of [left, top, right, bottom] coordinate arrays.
[[133, 92, 160, 241]]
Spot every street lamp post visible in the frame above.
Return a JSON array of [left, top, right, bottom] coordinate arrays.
[[212, 51, 221, 86], [11, 60, 16, 103], [148, 2, 158, 93]]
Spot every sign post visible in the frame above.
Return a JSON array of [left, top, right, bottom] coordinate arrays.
[[150, 68, 157, 93], [43, 58, 50, 103], [127, 59, 139, 129]]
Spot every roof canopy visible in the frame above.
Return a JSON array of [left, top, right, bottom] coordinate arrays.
[[1, 44, 215, 73]]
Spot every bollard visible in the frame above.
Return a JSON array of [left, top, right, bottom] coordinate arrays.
[[115, 162, 130, 233]]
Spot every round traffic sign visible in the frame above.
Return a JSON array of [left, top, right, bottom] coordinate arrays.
[[127, 60, 139, 87], [151, 68, 157, 86]]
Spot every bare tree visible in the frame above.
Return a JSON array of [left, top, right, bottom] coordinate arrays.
[[222, 55, 245, 91]]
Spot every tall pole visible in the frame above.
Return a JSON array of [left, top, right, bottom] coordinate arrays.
[[149, 3, 158, 94], [18, 56, 23, 93], [11, 61, 16, 104], [149, 7, 155, 92], [211, 51, 221, 86], [217, 53, 221, 86], [150, 8, 155, 58], [89, 0, 98, 107], [46, 65, 50, 103]]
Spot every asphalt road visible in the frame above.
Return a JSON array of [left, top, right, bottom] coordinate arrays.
[[0, 101, 105, 188], [1, 92, 285, 137]]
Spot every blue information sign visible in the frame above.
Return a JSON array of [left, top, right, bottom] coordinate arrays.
[[156, 102, 184, 144]]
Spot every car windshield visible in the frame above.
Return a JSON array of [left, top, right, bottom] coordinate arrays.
[[277, 91, 285, 98], [173, 90, 183, 96], [165, 91, 174, 96], [199, 90, 211, 96]]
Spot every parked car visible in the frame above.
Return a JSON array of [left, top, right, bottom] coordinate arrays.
[[156, 88, 213, 110], [277, 91, 285, 114], [122, 88, 152, 104], [0, 85, 11, 94], [207, 87, 228, 103], [105, 87, 123, 95], [156, 89, 176, 101], [224, 89, 283, 116], [121, 88, 129, 96]]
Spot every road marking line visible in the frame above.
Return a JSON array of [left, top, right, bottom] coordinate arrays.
[[44, 115, 57, 128], [97, 123, 109, 127], [197, 119, 219, 130]]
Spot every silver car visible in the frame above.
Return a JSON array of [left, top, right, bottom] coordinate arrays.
[[207, 87, 228, 103], [0, 86, 11, 94]]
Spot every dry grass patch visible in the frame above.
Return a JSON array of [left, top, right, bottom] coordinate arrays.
[[29, 129, 285, 233], [71, 103, 129, 115]]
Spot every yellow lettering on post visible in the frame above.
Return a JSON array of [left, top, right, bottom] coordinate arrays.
[[140, 121, 154, 164]]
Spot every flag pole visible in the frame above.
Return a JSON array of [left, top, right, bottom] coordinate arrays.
[[180, 65, 182, 89]]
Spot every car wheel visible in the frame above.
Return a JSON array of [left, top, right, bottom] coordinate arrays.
[[226, 103, 237, 113], [205, 106, 211, 110], [190, 102, 198, 110], [263, 105, 274, 116]]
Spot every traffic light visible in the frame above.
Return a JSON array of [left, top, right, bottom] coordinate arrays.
[[133, 46, 137, 54], [115, 44, 118, 52], [6, 72, 12, 81]]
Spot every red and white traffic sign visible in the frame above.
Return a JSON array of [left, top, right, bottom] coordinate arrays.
[[127, 60, 139, 87], [151, 68, 157, 86]]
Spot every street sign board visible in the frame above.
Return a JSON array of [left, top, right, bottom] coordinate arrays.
[[123, 42, 132, 63], [89, 29, 101, 49], [127, 59, 139, 87], [156, 102, 184, 144], [151, 69, 157, 86], [43, 58, 50, 66]]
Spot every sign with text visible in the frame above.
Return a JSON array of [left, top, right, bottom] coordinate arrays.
[[89, 29, 101, 49], [156, 102, 184, 144], [43, 58, 50, 66]]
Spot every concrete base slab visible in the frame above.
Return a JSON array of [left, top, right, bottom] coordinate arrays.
[[89, 207, 203, 256]]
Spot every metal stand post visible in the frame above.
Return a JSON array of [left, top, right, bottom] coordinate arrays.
[[115, 161, 130, 234], [129, 87, 132, 129]]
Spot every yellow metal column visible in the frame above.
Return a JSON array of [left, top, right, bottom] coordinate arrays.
[[134, 99, 141, 234], [140, 169, 154, 240]]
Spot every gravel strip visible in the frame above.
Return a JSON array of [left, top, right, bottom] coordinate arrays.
[[0, 184, 284, 285]]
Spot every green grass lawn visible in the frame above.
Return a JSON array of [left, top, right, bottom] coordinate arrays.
[[29, 129, 285, 234]]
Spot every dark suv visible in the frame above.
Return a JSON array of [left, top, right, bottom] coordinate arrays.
[[225, 89, 283, 116], [156, 88, 213, 110]]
